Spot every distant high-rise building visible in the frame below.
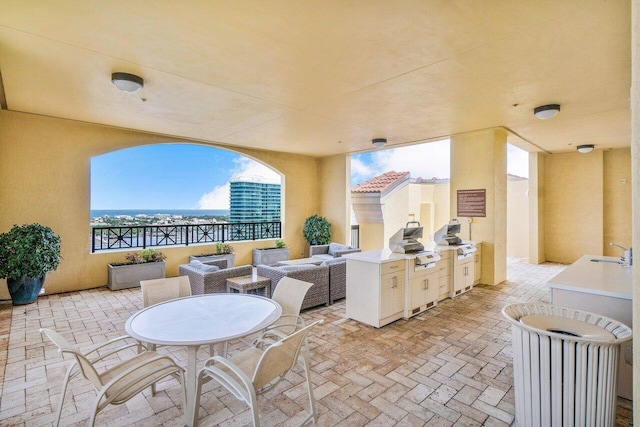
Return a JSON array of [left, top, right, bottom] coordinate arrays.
[[229, 175, 281, 223]]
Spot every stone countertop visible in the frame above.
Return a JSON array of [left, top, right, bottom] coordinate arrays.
[[547, 254, 632, 300], [343, 240, 481, 264]]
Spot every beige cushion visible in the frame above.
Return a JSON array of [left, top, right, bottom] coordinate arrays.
[[190, 260, 220, 273]]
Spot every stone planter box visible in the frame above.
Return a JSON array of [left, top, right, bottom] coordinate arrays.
[[252, 248, 290, 266], [107, 262, 166, 290], [189, 253, 235, 268]]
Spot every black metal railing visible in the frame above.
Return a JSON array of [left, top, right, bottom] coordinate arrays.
[[91, 221, 282, 253]]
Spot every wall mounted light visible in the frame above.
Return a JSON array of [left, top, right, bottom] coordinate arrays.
[[533, 104, 560, 120], [577, 144, 594, 154], [372, 138, 387, 148], [111, 72, 144, 93]]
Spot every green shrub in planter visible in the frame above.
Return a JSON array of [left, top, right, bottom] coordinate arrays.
[[303, 215, 332, 245], [0, 223, 61, 305]]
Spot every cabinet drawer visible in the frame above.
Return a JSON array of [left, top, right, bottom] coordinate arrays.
[[437, 261, 450, 277], [381, 260, 404, 275]]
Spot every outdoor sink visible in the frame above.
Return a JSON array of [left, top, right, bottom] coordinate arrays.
[[590, 258, 624, 265]]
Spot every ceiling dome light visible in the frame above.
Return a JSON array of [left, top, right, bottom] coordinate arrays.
[[577, 144, 594, 154], [372, 138, 387, 148], [533, 104, 561, 120], [111, 72, 144, 93]]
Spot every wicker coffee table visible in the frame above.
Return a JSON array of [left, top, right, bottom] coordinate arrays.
[[226, 275, 271, 297]]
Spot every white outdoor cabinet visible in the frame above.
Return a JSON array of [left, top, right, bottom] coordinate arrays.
[[473, 243, 482, 284], [452, 255, 474, 297], [437, 251, 452, 301], [405, 264, 438, 318], [345, 251, 405, 328]]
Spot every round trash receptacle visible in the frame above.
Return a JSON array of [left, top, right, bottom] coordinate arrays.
[[502, 303, 631, 427]]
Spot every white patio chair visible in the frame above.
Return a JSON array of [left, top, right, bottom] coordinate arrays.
[[193, 320, 322, 426], [141, 275, 192, 307], [141, 275, 220, 392], [40, 328, 186, 427], [241, 276, 313, 349]]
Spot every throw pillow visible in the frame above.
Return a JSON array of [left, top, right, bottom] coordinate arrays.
[[279, 265, 315, 272], [328, 243, 351, 256], [190, 260, 220, 273]]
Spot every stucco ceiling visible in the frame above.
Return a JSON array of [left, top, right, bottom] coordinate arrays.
[[0, 1, 631, 157]]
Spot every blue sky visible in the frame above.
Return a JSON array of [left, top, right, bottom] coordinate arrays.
[[91, 141, 528, 210], [90, 144, 279, 210]]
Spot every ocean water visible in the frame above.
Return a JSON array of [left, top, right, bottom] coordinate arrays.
[[91, 209, 229, 218]]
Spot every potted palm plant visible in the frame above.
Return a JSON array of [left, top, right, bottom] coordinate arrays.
[[0, 223, 62, 305], [108, 248, 166, 290]]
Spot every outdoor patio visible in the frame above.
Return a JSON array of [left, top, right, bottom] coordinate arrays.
[[0, 259, 633, 426]]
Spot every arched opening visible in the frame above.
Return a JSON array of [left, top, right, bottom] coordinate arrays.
[[90, 143, 283, 252]]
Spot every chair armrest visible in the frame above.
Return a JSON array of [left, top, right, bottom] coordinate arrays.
[[335, 248, 361, 257], [309, 245, 329, 256], [179, 264, 205, 295]]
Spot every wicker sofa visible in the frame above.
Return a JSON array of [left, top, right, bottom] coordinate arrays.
[[310, 242, 361, 261], [178, 259, 252, 295], [257, 264, 330, 310], [323, 257, 347, 304]]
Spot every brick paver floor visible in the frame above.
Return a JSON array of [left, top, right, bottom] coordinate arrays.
[[0, 259, 632, 426]]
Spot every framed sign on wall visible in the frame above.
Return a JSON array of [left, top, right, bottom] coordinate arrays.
[[457, 189, 486, 217]]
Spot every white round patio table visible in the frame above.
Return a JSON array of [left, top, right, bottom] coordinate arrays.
[[125, 293, 282, 427]]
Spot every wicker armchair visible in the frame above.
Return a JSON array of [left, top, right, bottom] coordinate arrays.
[[179, 260, 252, 295], [323, 258, 346, 304], [257, 264, 330, 310], [309, 242, 361, 261]]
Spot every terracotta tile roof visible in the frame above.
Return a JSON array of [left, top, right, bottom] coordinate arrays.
[[352, 171, 410, 194]]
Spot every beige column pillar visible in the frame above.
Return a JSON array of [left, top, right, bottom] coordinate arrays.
[[450, 129, 507, 285], [528, 153, 545, 264], [319, 154, 351, 246], [631, 0, 640, 422]]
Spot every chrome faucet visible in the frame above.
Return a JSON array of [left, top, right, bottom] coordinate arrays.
[[610, 242, 633, 267]]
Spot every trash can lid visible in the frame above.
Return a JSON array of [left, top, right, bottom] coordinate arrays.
[[520, 315, 616, 340]]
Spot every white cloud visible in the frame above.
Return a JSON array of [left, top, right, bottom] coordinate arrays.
[[351, 157, 378, 184], [197, 183, 230, 209], [352, 139, 451, 184], [507, 144, 529, 178], [230, 157, 281, 184], [197, 157, 281, 209], [375, 140, 451, 179], [352, 140, 530, 183]]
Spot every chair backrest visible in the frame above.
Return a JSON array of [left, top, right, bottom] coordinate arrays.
[[141, 276, 191, 307], [251, 320, 320, 390], [40, 328, 104, 391], [271, 277, 313, 317]]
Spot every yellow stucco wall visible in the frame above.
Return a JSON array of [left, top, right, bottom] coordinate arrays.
[[382, 182, 411, 245], [318, 154, 350, 251], [632, 2, 640, 420], [603, 148, 632, 256], [450, 129, 507, 286], [507, 179, 530, 258], [544, 151, 604, 263], [528, 153, 545, 264], [0, 110, 323, 299]]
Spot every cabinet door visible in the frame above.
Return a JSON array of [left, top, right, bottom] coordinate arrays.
[[425, 271, 439, 305], [394, 277, 406, 314], [409, 277, 426, 310], [465, 262, 475, 288], [381, 272, 403, 318]]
